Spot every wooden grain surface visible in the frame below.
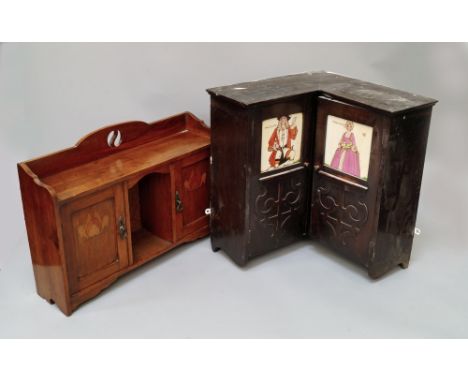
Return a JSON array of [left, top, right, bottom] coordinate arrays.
[[42, 130, 209, 202]]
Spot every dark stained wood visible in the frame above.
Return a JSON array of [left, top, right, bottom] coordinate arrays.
[[248, 96, 314, 259], [42, 130, 209, 202], [18, 112, 210, 315], [175, 150, 210, 240], [209, 97, 250, 265], [209, 94, 315, 265], [208, 73, 437, 277], [128, 184, 143, 233], [369, 107, 433, 278], [207, 71, 437, 113], [18, 163, 72, 315], [61, 184, 129, 294]]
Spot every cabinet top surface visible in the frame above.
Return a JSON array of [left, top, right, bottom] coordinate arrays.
[[20, 112, 210, 203], [41, 130, 209, 202], [206, 71, 437, 113]]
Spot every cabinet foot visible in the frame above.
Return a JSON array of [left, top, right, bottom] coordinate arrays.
[[399, 261, 409, 269]]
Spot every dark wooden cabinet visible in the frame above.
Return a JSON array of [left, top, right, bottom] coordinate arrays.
[[18, 112, 210, 315], [207, 71, 437, 278], [208, 95, 312, 265]]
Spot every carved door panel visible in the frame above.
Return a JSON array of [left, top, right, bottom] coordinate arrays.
[[62, 184, 129, 294], [310, 96, 386, 265], [174, 150, 210, 240], [312, 178, 371, 262], [250, 168, 309, 257]]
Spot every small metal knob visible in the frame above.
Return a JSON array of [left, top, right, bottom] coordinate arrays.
[[175, 191, 184, 213]]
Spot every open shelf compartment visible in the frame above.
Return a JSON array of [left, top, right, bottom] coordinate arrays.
[[128, 171, 173, 263]]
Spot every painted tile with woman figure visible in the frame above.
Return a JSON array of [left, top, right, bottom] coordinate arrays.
[[324, 116, 373, 181]]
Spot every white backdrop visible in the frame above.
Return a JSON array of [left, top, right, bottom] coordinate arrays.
[[1, 43, 467, 338]]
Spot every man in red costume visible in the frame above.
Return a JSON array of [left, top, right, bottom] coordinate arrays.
[[267, 115, 298, 168]]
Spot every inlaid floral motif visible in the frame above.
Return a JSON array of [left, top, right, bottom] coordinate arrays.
[[77, 212, 110, 239]]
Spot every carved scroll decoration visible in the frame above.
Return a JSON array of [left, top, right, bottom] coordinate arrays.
[[255, 176, 303, 239], [316, 186, 368, 246]]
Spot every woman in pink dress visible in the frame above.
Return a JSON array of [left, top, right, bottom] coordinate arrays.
[[330, 120, 360, 178]]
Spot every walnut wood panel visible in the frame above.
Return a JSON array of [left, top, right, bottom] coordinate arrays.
[[207, 71, 437, 113], [310, 97, 388, 267], [247, 96, 313, 259], [250, 168, 309, 258], [209, 94, 316, 265], [369, 107, 433, 278], [209, 98, 250, 265], [18, 112, 210, 315]]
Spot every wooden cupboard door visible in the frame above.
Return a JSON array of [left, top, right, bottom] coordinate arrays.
[[310, 96, 386, 266], [247, 96, 314, 259], [174, 150, 209, 240], [62, 184, 129, 294]]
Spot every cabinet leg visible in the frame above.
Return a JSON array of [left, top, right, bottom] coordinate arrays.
[[399, 260, 410, 269], [210, 237, 221, 252]]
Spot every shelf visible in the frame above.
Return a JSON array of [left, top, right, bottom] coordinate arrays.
[[42, 130, 209, 202], [18, 112, 210, 315], [131, 228, 172, 264]]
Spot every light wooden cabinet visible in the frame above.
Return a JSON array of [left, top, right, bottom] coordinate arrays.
[[18, 112, 210, 315], [61, 185, 130, 295], [175, 152, 210, 240]]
